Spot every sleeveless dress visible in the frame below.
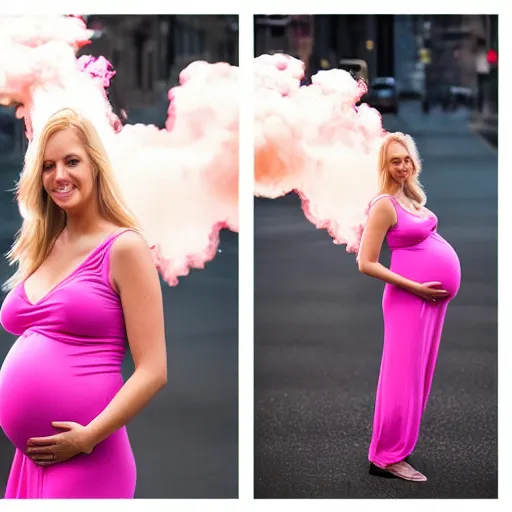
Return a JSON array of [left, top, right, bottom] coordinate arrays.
[[366, 195, 461, 467], [0, 229, 137, 498]]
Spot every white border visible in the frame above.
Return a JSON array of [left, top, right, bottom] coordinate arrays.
[[0, 0, 508, 510], [238, 10, 255, 503]]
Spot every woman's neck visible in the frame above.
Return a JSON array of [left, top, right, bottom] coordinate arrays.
[[64, 209, 107, 241], [382, 182, 405, 197]]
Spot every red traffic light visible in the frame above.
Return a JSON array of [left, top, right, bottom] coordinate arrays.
[[487, 49, 498, 64]]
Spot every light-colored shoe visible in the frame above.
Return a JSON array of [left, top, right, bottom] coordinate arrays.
[[369, 461, 427, 482]]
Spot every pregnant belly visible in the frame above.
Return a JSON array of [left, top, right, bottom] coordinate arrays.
[[391, 234, 461, 298], [0, 332, 123, 451]]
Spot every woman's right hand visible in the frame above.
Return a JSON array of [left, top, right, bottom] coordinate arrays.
[[410, 281, 450, 301]]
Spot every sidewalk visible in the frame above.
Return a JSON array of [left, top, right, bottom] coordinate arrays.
[[469, 111, 498, 149], [470, 110, 498, 126], [395, 100, 497, 152]]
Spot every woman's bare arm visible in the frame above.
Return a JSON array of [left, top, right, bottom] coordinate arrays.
[[83, 231, 167, 448], [358, 198, 420, 293]]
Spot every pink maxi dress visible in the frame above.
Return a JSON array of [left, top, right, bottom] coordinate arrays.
[[367, 195, 461, 467], [0, 229, 136, 498]]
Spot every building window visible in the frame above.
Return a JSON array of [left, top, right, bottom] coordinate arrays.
[[112, 48, 120, 67], [147, 47, 153, 92], [183, 26, 191, 56], [199, 29, 206, 54], [193, 28, 200, 55], [226, 37, 236, 65], [133, 29, 145, 90], [166, 16, 175, 72], [174, 22, 183, 57], [188, 27, 195, 55], [217, 40, 225, 61]]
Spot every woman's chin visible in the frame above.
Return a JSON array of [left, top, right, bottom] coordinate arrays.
[[51, 194, 83, 212]]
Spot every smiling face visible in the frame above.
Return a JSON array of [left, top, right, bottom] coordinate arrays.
[[386, 140, 414, 185], [41, 128, 96, 214]]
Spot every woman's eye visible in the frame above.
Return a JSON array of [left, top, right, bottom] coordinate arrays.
[[68, 159, 79, 166], [42, 164, 53, 172]]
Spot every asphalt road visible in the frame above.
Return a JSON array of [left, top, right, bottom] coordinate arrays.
[[254, 101, 498, 499], [0, 147, 239, 498]]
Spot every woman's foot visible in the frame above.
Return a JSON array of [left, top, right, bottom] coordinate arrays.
[[369, 461, 427, 482]]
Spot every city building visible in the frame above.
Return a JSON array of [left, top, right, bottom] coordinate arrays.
[[254, 13, 498, 116], [254, 15, 395, 83], [82, 15, 238, 113], [254, 15, 294, 57]]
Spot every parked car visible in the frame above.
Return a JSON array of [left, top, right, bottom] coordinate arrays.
[[338, 59, 369, 83], [366, 77, 399, 115]]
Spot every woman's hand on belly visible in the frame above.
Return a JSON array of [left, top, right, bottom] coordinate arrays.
[[409, 281, 450, 302], [25, 421, 95, 466]]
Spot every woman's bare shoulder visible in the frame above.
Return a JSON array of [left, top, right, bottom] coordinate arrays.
[[110, 229, 149, 257], [368, 195, 395, 215], [109, 230, 157, 290]]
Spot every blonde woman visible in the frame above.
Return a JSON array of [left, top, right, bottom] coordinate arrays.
[[357, 132, 461, 482], [0, 108, 167, 498]]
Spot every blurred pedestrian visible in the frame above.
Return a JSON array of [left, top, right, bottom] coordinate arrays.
[[475, 38, 490, 114]]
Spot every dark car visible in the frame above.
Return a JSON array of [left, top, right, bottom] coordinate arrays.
[[367, 77, 399, 115], [338, 59, 369, 83]]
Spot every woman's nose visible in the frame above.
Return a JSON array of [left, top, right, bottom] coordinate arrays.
[[54, 163, 68, 179]]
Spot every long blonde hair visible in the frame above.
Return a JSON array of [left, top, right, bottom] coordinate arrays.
[[4, 108, 141, 291], [377, 131, 426, 206]]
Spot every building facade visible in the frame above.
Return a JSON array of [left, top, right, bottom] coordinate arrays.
[[421, 14, 498, 113], [254, 15, 397, 83], [394, 15, 421, 96], [254, 15, 294, 57], [81, 15, 238, 112]]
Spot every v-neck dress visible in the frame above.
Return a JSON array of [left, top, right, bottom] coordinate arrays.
[[0, 229, 136, 498], [365, 195, 461, 467]]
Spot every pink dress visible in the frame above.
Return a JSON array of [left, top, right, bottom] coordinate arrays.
[[0, 229, 136, 498], [367, 195, 461, 467]]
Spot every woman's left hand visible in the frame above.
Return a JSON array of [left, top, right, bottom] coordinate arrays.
[[26, 421, 96, 466]]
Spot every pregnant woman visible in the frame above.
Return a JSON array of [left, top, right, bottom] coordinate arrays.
[[0, 108, 167, 498], [357, 132, 461, 482]]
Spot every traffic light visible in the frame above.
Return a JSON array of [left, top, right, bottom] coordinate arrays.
[[487, 49, 498, 65]]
